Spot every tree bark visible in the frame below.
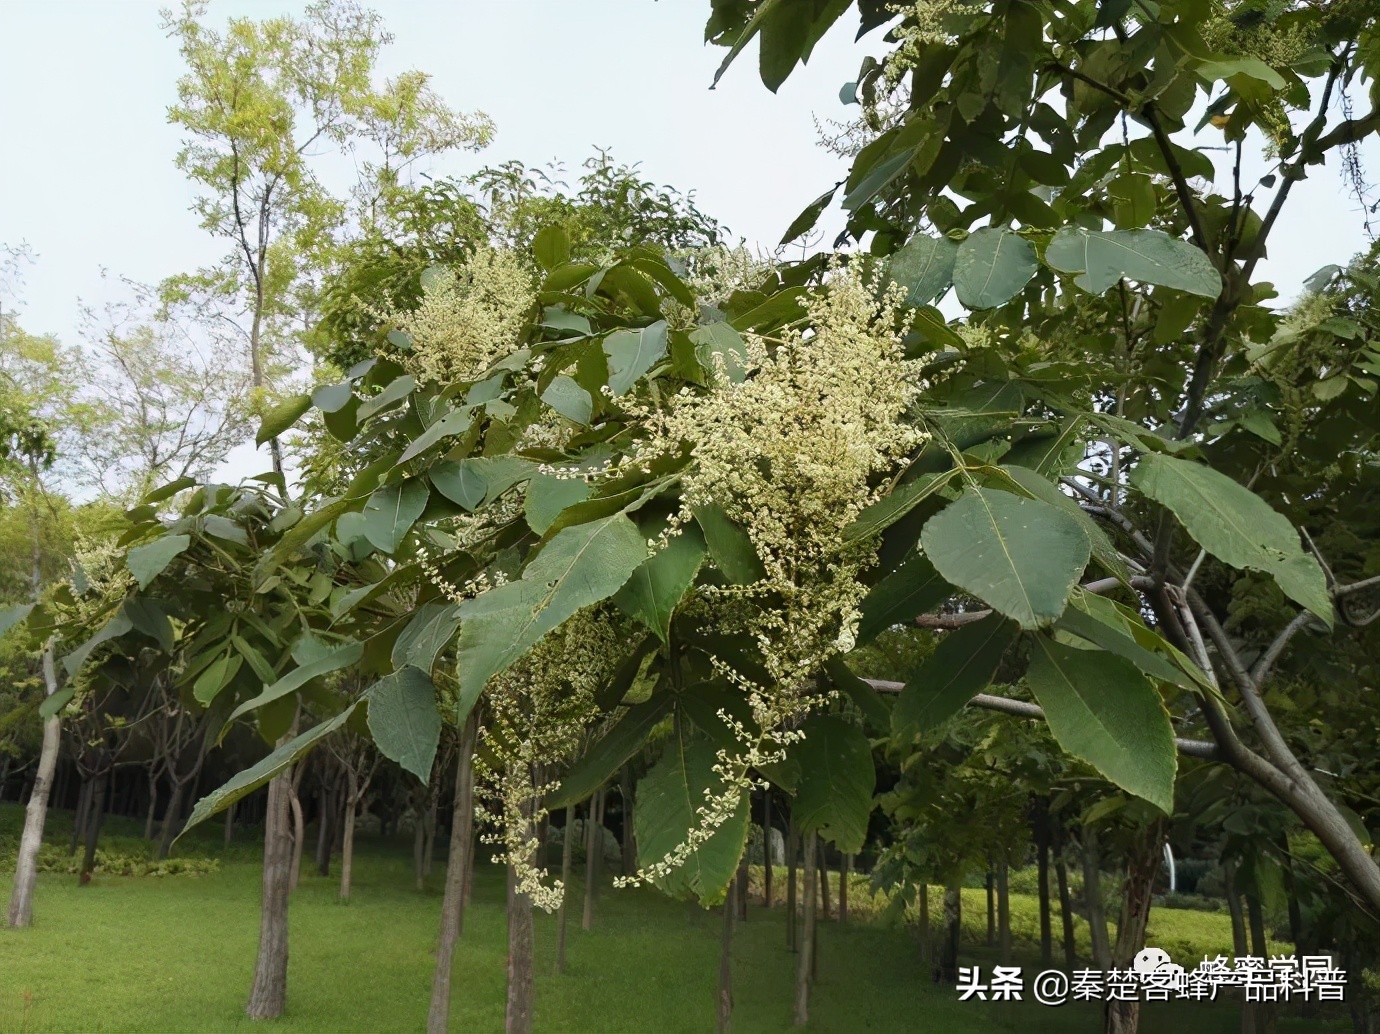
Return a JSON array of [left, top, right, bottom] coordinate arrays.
[[582, 792, 600, 931], [1055, 854, 1077, 971], [1105, 820, 1166, 1034], [156, 782, 186, 861], [918, 881, 930, 970], [556, 803, 575, 973], [339, 783, 357, 902], [69, 777, 90, 855], [505, 861, 536, 1034], [1246, 891, 1277, 1034], [717, 876, 735, 1034], [840, 853, 851, 924], [79, 769, 109, 885], [144, 773, 159, 841], [793, 831, 818, 1026], [786, 820, 798, 951], [763, 792, 774, 908], [985, 868, 995, 946], [735, 856, 749, 921], [288, 783, 305, 892], [997, 856, 1012, 965], [7, 649, 61, 928], [427, 714, 477, 1034], [246, 748, 294, 1019], [1037, 834, 1053, 966], [1082, 829, 1113, 971], [818, 841, 831, 921], [939, 880, 962, 983]]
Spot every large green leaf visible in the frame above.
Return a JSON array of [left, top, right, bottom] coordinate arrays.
[[360, 480, 429, 554], [692, 501, 765, 585], [1027, 636, 1177, 813], [540, 375, 593, 423], [892, 613, 1018, 740], [257, 393, 311, 445], [431, 457, 536, 511], [856, 549, 952, 645], [1058, 589, 1212, 694], [525, 474, 592, 535], [180, 703, 359, 837], [1045, 227, 1222, 298], [548, 692, 675, 809], [1131, 454, 1332, 624], [613, 524, 707, 643], [62, 610, 134, 676], [791, 715, 875, 854], [952, 228, 1038, 309], [887, 233, 958, 307], [126, 534, 191, 589], [844, 470, 957, 543], [604, 321, 669, 396], [456, 513, 648, 698], [921, 487, 1090, 629], [228, 640, 364, 724], [0, 603, 34, 638], [634, 728, 749, 906], [367, 666, 440, 783], [997, 465, 1129, 583], [391, 601, 462, 674]]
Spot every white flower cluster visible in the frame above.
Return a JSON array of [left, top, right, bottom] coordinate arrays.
[[386, 247, 536, 387]]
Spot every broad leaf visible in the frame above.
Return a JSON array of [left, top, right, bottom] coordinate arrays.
[[888, 233, 958, 307], [456, 513, 648, 699], [1045, 228, 1222, 298], [892, 613, 1018, 740], [360, 480, 429, 554], [613, 524, 707, 643], [604, 321, 669, 396], [257, 393, 311, 445], [635, 728, 749, 906], [692, 502, 764, 585], [791, 715, 875, 854], [952, 228, 1038, 309], [0, 603, 34, 638], [228, 640, 364, 723], [525, 474, 592, 535], [549, 692, 675, 809], [391, 601, 462, 674], [857, 549, 952, 645], [1027, 636, 1177, 813], [1131, 454, 1332, 624], [367, 666, 441, 783], [126, 534, 191, 589], [921, 487, 1090, 629], [540, 375, 593, 423]]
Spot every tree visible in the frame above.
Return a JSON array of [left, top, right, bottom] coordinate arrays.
[[160, 0, 493, 479]]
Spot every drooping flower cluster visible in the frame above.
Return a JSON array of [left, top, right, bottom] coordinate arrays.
[[387, 247, 536, 386]]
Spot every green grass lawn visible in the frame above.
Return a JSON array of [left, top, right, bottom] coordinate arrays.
[[0, 803, 1348, 1033]]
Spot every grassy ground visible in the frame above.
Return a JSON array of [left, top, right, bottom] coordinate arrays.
[[0, 803, 1348, 1033]]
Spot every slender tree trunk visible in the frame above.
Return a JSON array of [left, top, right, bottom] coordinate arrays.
[[997, 856, 1012, 965], [79, 769, 109, 885], [763, 792, 774, 908], [582, 793, 599, 930], [225, 802, 236, 849], [144, 773, 159, 841], [793, 831, 818, 1026], [7, 650, 61, 928], [1105, 820, 1166, 1034], [423, 796, 438, 879], [289, 783, 305, 892], [717, 876, 735, 1034], [736, 856, 749, 921], [69, 777, 90, 855], [340, 771, 358, 902], [840, 854, 851, 924], [246, 749, 294, 1020], [1037, 837, 1053, 966], [939, 881, 962, 983], [1082, 829, 1112, 971], [427, 714, 477, 1034], [315, 791, 332, 878], [557, 803, 575, 973], [619, 766, 636, 875], [156, 782, 186, 861], [786, 819, 798, 951], [985, 868, 996, 946], [1246, 892, 1277, 1034], [918, 881, 931, 970], [818, 841, 831, 921], [1056, 854, 1077, 971], [506, 860, 536, 1034], [414, 796, 428, 892]]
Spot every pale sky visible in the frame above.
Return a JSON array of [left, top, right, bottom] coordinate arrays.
[[1, 0, 1376, 484]]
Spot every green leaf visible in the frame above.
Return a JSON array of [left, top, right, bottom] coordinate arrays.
[[357, 375, 417, 421], [887, 233, 958, 307], [126, 534, 191, 589], [193, 653, 242, 705], [604, 321, 669, 396], [311, 381, 353, 414], [791, 715, 875, 854], [257, 393, 311, 445], [456, 513, 648, 699], [1026, 636, 1177, 814], [429, 461, 486, 510], [540, 375, 593, 423], [1045, 227, 1222, 298], [227, 641, 364, 724], [367, 666, 441, 783], [692, 502, 765, 585], [892, 613, 1018, 740], [548, 692, 675, 809], [525, 473, 593, 535], [124, 598, 175, 651], [1131, 454, 1332, 625], [1057, 590, 1209, 694], [397, 406, 475, 465], [634, 728, 749, 906], [952, 228, 1038, 309], [690, 323, 750, 383], [842, 149, 912, 212], [391, 602, 462, 674], [1193, 55, 1286, 90], [613, 524, 707, 643], [779, 182, 840, 245], [39, 685, 76, 719], [997, 465, 1129, 583], [533, 225, 572, 271], [0, 603, 34, 638], [360, 480, 429, 554], [844, 470, 957, 543], [823, 656, 890, 731], [181, 703, 359, 837], [857, 549, 952, 645], [922, 487, 1090, 629]]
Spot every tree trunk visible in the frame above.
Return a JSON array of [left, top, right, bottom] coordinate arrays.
[[1105, 820, 1166, 1034], [818, 841, 830, 921], [793, 831, 818, 1026], [786, 819, 798, 951], [427, 714, 477, 1034], [69, 777, 90, 855], [1056, 855, 1077, 971], [225, 801, 236, 848], [246, 750, 294, 1019], [288, 784, 305, 892], [423, 796, 438, 879], [1246, 891, 1277, 1034], [1082, 829, 1112, 971], [414, 797, 428, 892], [7, 652, 61, 928], [736, 856, 749, 921], [79, 769, 108, 885], [918, 881, 930, 970], [340, 770, 358, 902], [144, 773, 159, 841], [582, 793, 599, 930], [985, 868, 995, 947], [1037, 836, 1053, 966], [557, 803, 575, 973], [315, 790, 333, 878], [620, 766, 636, 875], [763, 792, 774, 908], [505, 861, 536, 1034], [156, 781, 186, 861], [717, 876, 735, 1034], [997, 856, 1012, 965], [840, 854, 851, 924], [939, 881, 962, 983]]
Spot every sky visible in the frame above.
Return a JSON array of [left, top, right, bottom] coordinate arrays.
[[1, 0, 1377, 484]]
